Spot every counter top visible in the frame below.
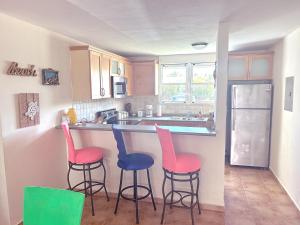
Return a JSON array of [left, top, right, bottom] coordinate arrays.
[[119, 116, 208, 122], [62, 123, 216, 136]]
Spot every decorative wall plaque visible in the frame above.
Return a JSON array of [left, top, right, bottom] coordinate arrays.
[[42, 68, 59, 85], [18, 93, 40, 128], [7, 62, 37, 76]]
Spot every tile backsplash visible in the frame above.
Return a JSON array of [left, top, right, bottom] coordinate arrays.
[[73, 96, 214, 121]]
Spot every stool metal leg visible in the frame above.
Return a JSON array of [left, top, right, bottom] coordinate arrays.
[[170, 172, 174, 209], [102, 162, 109, 201], [189, 173, 195, 225], [87, 164, 95, 216], [114, 169, 123, 214], [196, 172, 201, 214], [160, 170, 167, 224], [83, 164, 87, 197], [146, 169, 156, 210], [67, 164, 72, 190], [133, 170, 139, 224]]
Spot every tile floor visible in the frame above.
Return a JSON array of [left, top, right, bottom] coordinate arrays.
[[225, 166, 300, 225], [81, 166, 300, 225]]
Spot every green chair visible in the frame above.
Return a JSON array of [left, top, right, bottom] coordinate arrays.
[[24, 186, 85, 225]]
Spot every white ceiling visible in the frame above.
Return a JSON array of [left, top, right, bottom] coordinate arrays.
[[1, 0, 300, 56]]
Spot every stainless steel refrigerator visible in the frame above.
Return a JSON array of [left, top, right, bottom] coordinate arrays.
[[230, 83, 272, 168]]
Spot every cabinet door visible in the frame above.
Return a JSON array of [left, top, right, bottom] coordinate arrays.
[[119, 62, 125, 76], [133, 61, 156, 96], [100, 54, 111, 98], [111, 59, 119, 76], [90, 51, 101, 99], [228, 55, 249, 80], [249, 54, 272, 80], [124, 62, 133, 96]]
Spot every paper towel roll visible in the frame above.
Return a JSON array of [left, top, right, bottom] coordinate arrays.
[[157, 104, 162, 117]]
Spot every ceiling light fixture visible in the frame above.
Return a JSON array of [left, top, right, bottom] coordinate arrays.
[[191, 42, 208, 50]]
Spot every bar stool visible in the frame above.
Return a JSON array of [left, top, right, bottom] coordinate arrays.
[[156, 126, 201, 225], [112, 126, 156, 224], [61, 122, 109, 216]]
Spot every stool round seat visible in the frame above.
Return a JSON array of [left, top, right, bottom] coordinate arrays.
[[118, 153, 154, 171], [172, 153, 201, 173], [75, 147, 104, 164]]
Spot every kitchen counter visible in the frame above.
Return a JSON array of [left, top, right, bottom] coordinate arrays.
[[65, 123, 216, 136], [119, 115, 208, 122]]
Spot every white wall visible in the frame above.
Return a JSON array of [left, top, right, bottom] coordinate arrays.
[[0, 13, 80, 224], [270, 28, 300, 210], [0, 116, 10, 225]]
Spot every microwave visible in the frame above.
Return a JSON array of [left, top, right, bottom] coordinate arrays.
[[112, 76, 127, 98]]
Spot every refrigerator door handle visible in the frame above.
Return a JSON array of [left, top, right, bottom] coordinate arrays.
[[232, 110, 236, 131], [232, 86, 237, 108]]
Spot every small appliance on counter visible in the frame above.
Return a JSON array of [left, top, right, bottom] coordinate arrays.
[[125, 103, 132, 115], [137, 110, 144, 117], [112, 76, 127, 98], [145, 105, 153, 117], [118, 111, 129, 120], [95, 109, 138, 125]]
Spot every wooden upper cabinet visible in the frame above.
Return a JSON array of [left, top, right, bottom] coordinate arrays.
[[124, 62, 133, 96], [90, 51, 101, 99], [70, 47, 112, 101], [228, 55, 248, 80], [249, 54, 272, 80], [228, 53, 273, 80], [132, 60, 158, 96], [101, 54, 111, 98]]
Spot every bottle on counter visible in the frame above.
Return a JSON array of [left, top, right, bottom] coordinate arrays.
[[207, 112, 215, 130], [157, 104, 162, 117], [67, 108, 77, 125], [61, 109, 70, 123]]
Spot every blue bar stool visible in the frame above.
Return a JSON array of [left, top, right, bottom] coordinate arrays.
[[112, 126, 156, 224]]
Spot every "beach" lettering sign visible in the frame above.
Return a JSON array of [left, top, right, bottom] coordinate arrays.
[[7, 62, 37, 76]]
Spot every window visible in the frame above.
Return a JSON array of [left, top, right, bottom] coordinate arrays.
[[160, 64, 187, 102], [160, 63, 216, 104]]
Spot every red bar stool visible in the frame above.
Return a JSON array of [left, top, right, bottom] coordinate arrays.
[[61, 122, 109, 216], [156, 126, 201, 225]]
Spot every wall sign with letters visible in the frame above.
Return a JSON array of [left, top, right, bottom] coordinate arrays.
[[7, 62, 37, 76]]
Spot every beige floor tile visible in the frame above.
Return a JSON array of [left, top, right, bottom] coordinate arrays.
[[224, 166, 300, 225]]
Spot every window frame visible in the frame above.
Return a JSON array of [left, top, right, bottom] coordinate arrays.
[[159, 62, 216, 104]]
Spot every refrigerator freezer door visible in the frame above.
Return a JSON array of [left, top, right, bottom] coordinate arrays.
[[232, 84, 272, 109], [230, 109, 271, 167]]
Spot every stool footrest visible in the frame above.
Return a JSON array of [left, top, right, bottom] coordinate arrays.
[[70, 181, 105, 196], [165, 190, 198, 209], [120, 185, 151, 201]]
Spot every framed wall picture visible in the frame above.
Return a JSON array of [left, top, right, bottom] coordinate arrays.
[[42, 68, 59, 85]]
